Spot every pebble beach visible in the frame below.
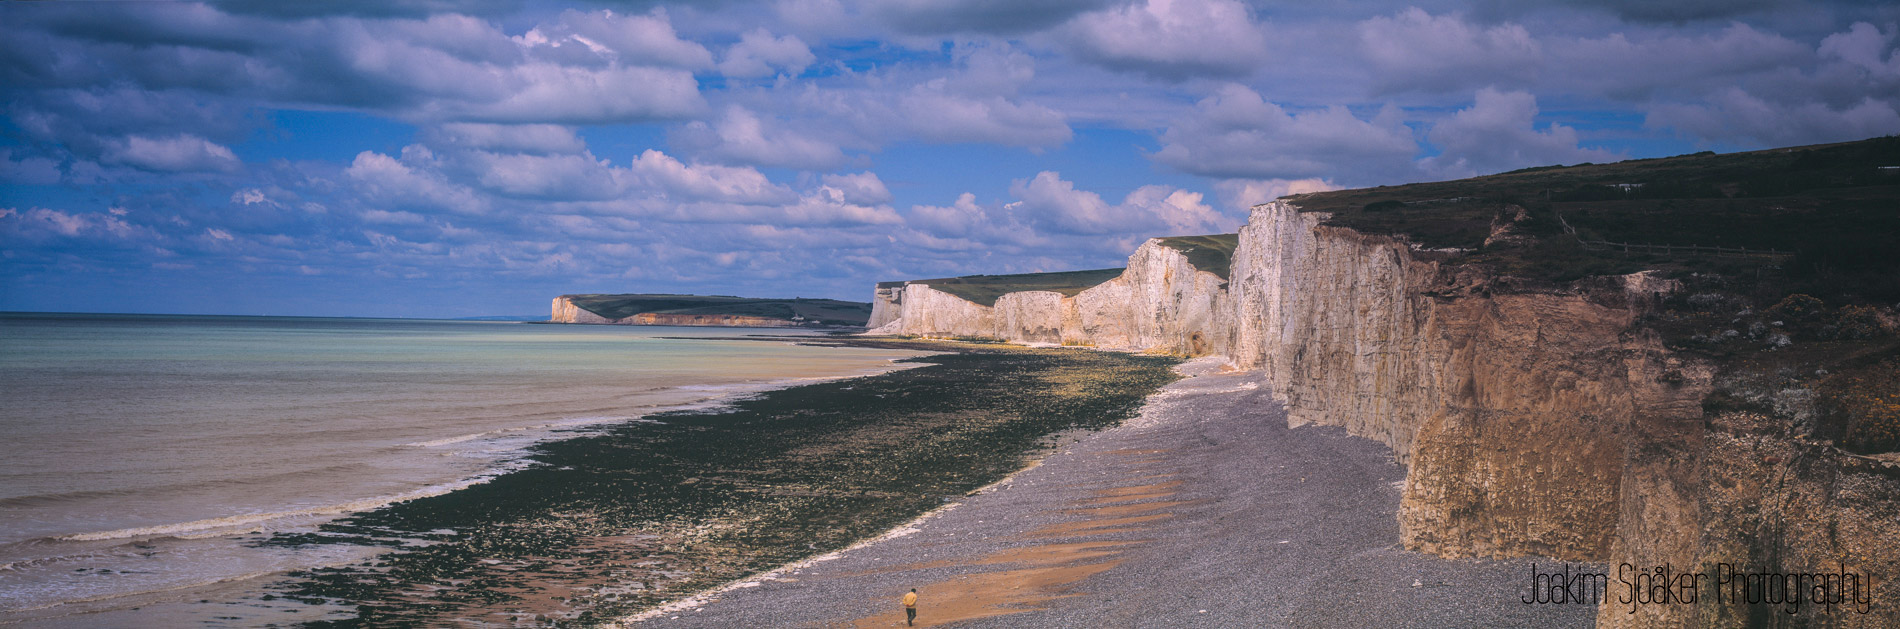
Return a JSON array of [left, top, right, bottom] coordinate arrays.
[[625, 357, 1602, 628]]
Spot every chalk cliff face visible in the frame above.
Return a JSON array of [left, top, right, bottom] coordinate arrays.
[[1227, 204, 1445, 458], [878, 239, 1232, 355], [1226, 202, 1716, 561], [867, 284, 903, 330], [550, 296, 799, 327], [872, 199, 1899, 626], [1072, 240, 1232, 355], [1602, 411, 1900, 627], [887, 283, 997, 337], [551, 296, 618, 324], [881, 205, 1712, 566], [625, 313, 790, 327], [1224, 203, 1897, 622]]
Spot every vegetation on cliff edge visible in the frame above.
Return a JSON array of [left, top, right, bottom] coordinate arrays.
[[898, 268, 1126, 307], [1284, 135, 1900, 303], [1284, 136, 1900, 453], [561, 294, 872, 326], [1153, 233, 1240, 280]]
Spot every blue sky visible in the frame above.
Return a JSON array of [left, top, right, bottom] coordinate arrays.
[[3, 0, 1898, 317]]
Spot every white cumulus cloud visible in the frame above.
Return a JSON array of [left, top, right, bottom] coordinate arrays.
[[345, 147, 491, 214], [628, 149, 795, 205], [820, 171, 894, 205], [101, 134, 239, 173], [675, 106, 848, 169], [719, 28, 816, 78], [518, 9, 715, 69], [1646, 88, 1900, 147], [1154, 84, 1418, 183], [427, 123, 588, 154], [1062, 0, 1269, 80], [897, 81, 1073, 146], [1007, 171, 1227, 235], [1358, 9, 1541, 94], [1422, 88, 1621, 178], [1213, 178, 1340, 211]]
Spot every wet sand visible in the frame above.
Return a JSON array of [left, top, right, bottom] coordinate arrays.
[[625, 359, 1599, 628]]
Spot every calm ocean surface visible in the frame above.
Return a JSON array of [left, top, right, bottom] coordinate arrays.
[[0, 313, 921, 623]]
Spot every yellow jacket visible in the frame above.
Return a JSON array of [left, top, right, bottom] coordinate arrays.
[[902, 592, 918, 608]]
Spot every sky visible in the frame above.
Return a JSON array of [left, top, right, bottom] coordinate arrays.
[[3, 1, 1898, 317]]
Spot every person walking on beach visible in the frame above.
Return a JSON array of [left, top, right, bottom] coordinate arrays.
[[902, 588, 918, 626]]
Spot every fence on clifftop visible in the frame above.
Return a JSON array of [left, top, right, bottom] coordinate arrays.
[[1553, 210, 1793, 260], [1577, 240, 1793, 260]]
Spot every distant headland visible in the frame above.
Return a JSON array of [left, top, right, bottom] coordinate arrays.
[[548, 293, 873, 327]]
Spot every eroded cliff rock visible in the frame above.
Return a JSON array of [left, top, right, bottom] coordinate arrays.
[[870, 199, 1900, 625], [550, 295, 813, 327], [1224, 201, 1716, 562], [624, 313, 790, 327], [1601, 411, 1900, 628], [877, 238, 1232, 355], [551, 296, 618, 324], [867, 283, 904, 330], [1071, 240, 1232, 355]]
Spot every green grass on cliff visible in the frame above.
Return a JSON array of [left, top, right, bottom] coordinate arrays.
[[562, 294, 872, 326], [1153, 234, 1240, 280], [1281, 135, 1900, 300], [901, 268, 1126, 307], [1279, 137, 1900, 453]]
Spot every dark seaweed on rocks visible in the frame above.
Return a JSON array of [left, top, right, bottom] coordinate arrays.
[[260, 340, 1179, 627]]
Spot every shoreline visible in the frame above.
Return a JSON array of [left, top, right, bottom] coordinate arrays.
[[529, 320, 870, 331], [0, 330, 933, 627], [210, 339, 1178, 626], [601, 343, 1145, 626], [28, 363, 916, 547], [611, 450, 1051, 626], [630, 357, 1602, 628]]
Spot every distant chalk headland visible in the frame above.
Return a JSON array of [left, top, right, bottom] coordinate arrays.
[[550, 293, 874, 327]]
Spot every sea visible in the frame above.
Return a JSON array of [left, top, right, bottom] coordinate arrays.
[[0, 313, 923, 625]]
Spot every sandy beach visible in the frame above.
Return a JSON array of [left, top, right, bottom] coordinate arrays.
[[626, 358, 1601, 628]]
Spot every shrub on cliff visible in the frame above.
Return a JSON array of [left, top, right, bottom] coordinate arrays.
[[1818, 357, 1900, 453], [1766, 293, 1826, 323], [1835, 305, 1892, 340], [1762, 293, 1831, 339]]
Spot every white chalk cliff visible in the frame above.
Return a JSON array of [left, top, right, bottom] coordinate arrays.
[[549, 296, 797, 327], [873, 237, 1231, 355], [868, 200, 1900, 627], [551, 296, 618, 324]]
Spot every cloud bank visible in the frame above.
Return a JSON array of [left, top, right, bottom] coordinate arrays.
[[3, 0, 1897, 315]]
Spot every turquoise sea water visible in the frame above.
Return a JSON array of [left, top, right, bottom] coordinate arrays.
[[0, 313, 920, 623]]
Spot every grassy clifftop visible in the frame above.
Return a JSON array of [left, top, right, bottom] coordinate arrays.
[[883, 236, 1237, 308], [1153, 234, 1240, 280], [1283, 135, 1900, 300], [903, 269, 1126, 307], [561, 294, 872, 326], [1288, 135, 1900, 454]]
